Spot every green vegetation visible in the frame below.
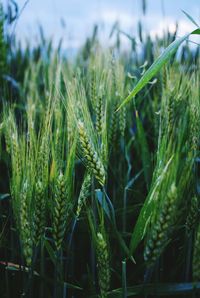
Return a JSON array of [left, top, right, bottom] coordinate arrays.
[[0, 1, 200, 297]]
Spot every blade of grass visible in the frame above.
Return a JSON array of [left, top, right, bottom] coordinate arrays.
[[181, 10, 200, 28], [117, 29, 200, 111], [129, 155, 174, 254]]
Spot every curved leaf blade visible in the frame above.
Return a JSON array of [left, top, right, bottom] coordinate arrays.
[[182, 10, 200, 28], [129, 155, 174, 254], [117, 28, 200, 111]]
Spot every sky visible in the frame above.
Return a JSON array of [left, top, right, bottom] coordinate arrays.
[[2, 0, 200, 50]]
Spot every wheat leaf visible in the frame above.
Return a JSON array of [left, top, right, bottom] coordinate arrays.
[[117, 29, 200, 111]]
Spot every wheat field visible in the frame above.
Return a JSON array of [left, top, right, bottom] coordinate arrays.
[[0, 1, 200, 297]]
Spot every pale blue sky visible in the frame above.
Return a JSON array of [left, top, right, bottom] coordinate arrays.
[[3, 0, 200, 49]]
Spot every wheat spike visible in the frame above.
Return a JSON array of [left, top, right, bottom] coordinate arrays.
[[78, 121, 105, 186], [96, 233, 110, 298], [190, 102, 200, 153], [52, 171, 69, 250], [144, 184, 177, 267], [186, 196, 199, 236], [90, 69, 97, 105], [33, 180, 46, 246], [119, 105, 126, 138], [20, 181, 33, 266], [37, 135, 49, 185], [76, 172, 91, 218], [167, 94, 174, 136], [11, 133, 22, 179], [95, 96, 103, 135]]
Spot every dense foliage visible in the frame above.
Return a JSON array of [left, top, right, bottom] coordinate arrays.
[[0, 2, 200, 297]]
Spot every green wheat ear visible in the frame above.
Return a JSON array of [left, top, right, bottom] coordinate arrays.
[[90, 68, 97, 106], [190, 100, 200, 153], [96, 232, 110, 298], [20, 181, 33, 267], [144, 183, 177, 268], [119, 104, 126, 138], [76, 172, 91, 218], [78, 120, 105, 186], [167, 94, 175, 137], [33, 180, 46, 246], [52, 171, 69, 251], [95, 96, 104, 135], [186, 196, 200, 236]]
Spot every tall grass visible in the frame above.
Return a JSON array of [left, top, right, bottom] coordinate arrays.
[[0, 3, 200, 297]]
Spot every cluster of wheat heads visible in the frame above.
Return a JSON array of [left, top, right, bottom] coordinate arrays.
[[132, 68, 200, 282], [0, 36, 200, 297]]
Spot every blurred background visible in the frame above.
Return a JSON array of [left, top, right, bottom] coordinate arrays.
[[1, 0, 200, 53]]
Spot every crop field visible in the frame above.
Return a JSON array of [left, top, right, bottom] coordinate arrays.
[[0, 1, 200, 297]]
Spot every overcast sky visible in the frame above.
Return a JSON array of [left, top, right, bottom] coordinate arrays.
[[2, 0, 200, 49]]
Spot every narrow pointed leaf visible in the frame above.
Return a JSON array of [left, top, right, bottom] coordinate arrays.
[[182, 10, 200, 28], [117, 29, 200, 111], [129, 156, 174, 254]]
